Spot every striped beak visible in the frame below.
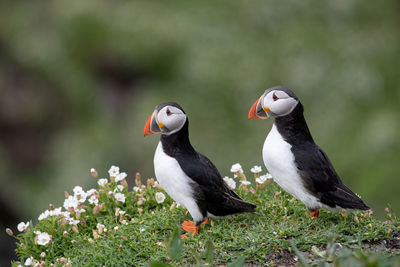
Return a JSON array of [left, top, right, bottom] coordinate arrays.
[[248, 95, 269, 120], [144, 111, 161, 136]]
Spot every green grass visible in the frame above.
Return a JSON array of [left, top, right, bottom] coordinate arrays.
[[9, 168, 400, 266]]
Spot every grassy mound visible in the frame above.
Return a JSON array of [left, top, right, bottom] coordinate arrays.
[[8, 166, 400, 266]]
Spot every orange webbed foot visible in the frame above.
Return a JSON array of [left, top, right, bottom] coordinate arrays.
[[181, 220, 200, 234], [309, 209, 320, 219]]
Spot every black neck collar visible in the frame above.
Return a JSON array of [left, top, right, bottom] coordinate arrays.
[[274, 102, 314, 144], [160, 120, 195, 156]]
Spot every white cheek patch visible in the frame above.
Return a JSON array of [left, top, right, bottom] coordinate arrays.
[[271, 98, 299, 117], [165, 114, 187, 134]]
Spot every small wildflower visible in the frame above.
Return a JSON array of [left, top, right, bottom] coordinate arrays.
[[114, 226, 119, 231], [120, 179, 128, 187], [114, 185, 124, 193], [255, 175, 268, 184], [88, 195, 98, 205], [40, 252, 46, 258], [108, 165, 120, 177], [240, 181, 251, 186], [6, 228, 13, 236], [133, 186, 141, 192], [35, 231, 52, 246], [93, 229, 100, 239], [115, 193, 126, 203], [88, 238, 94, 244], [341, 209, 347, 219], [63, 196, 79, 211], [24, 257, 33, 266], [138, 208, 143, 215], [71, 225, 79, 233], [115, 172, 127, 182], [90, 168, 98, 178], [223, 176, 236, 189], [231, 163, 243, 173], [93, 205, 100, 215], [98, 178, 108, 186], [118, 244, 123, 251], [353, 215, 360, 224], [147, 178, 155, 188], [17, 222, 29, 232], [155, 192, 166, 204], [250, 165, 262, 173], [135, 172, 142, 187]]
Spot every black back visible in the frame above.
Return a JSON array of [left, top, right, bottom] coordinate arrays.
[[275, 102, 369, 210], [160, 117, 256, 222]]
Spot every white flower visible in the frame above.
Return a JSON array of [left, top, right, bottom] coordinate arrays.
[[240, 180, 251, 186], [115, 193, 126, 203], [133, 186, 141, 192], [17, 222, 29, 232], [66, 217, 80, 225], [97, 223, 105, 229], [265, 172, 273, 179], [24, 256, 33, 266], [35, 231, 52, 246], [88, 195, 98, 205], [115, 172, 127, 182], [119, 210, 126, 215], [86, 189, 97, 196], [230, 163, 243, 173], [63, 196, 79, 210], [223, 176, 236, 189], [250, 165, 262, 173], [114, 185, 124, 193], [108, 165, 120, 177], [114, 226, 119, 231], [155, 192, 166, 204], [256, 174, 269, 184], [98, 178, 108, 186], [73, 186, 87, 203]]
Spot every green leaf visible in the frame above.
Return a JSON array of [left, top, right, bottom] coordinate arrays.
[[203, 239, 214, 264], [227, 255, 246, 267], [168, 228, 183, 261]]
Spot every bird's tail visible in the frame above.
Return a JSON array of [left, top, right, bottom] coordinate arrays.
[[323, 183, 370, 210], [208, 194, 257, 217]]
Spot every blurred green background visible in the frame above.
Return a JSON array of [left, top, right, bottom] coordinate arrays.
[[1, 0, 399, 264]]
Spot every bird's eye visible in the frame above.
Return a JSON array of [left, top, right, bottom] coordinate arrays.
[[166, 109, 172, 116], [272, 93, 279, 101]]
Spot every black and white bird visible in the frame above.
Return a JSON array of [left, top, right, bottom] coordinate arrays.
[[248, 86, 369, 218], [144, 102, 256, 235]]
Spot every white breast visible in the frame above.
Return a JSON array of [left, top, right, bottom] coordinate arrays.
[[263, 124, 321, 210], [153, 142, 204, 222]]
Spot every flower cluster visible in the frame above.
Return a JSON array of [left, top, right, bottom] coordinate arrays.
[[10, 165, 174, 267], [223, 163, 273, 191]]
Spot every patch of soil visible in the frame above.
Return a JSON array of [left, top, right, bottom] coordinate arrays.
[[264, 250, 298, 267], [386, 231, 400, 250]]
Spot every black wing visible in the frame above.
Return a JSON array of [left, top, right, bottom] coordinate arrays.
[[294, 144, 369, 210], [175, 151, 256, 216]]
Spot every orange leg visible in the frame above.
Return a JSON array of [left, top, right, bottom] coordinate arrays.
[[309, 209, 320, 219]]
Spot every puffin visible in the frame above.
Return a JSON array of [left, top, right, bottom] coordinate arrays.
[[144, 102, 256, 235], [248, 86, 369, 218]]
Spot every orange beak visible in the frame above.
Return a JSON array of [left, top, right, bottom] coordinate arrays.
[[248, 96, 269, 120], [144, 111, 161, 136], [144, 113, 155, 136]]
